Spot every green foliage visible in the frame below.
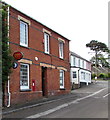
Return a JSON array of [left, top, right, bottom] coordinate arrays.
[[86, 40, 110, 69], [107, 73, 110, 78], [91, 73, 96, 79], [98, 57, 110, 68], [2, 4, 13, 83], [90, 54, 110, 68], [98, 73, 110, 79], [98, 73, 106, 78], [86, 40, 109, 53]]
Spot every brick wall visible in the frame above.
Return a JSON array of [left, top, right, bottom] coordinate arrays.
[[7, 7, 71, 105]]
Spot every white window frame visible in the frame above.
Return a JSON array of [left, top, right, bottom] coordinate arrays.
[[82, 60, 84, 68], [73, 57, 76, 66], [78, 58, 80, 67], [20, 63, 29, 90], [20, 21, 28, 47], [60, 70, 64, 89], [73, 71, 77, 78], [44, 32, 50, 54], [59, 42, 64, 59], [71, 56, 74, 66]]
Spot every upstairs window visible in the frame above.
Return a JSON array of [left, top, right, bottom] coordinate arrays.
[[78, 58, 80, 67], [44, 32, 50, 54], [82, 60, 84, 68], [73, 57, 76, 66], [20, 21, 28, 47], [59, 42, 64, 59], [71, 56, 74, 66]]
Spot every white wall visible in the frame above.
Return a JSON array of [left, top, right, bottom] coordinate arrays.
[[70, 54, 91, 86], [79, 69, 91, 84]]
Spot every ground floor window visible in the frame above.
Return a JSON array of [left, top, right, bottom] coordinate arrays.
[[73, 71, 77, 78], [20, 63, 29, 90], [81, 72, 85, 80], [60, 70, 64, 89]]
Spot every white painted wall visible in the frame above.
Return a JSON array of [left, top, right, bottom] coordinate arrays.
[[70, 53, 91, 86], [71, 68, 91, 85], [79, 69, 91, 84]]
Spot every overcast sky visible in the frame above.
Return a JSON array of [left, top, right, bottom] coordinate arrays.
[[3, 0, 109, 60]]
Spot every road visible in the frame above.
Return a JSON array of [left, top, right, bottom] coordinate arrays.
[[2, 80, 109, 119]]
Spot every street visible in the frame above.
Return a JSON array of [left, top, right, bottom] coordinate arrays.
[[2, 80, 108, 119]]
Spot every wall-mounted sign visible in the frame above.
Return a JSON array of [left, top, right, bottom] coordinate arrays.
[[13, 51, 23, 60], [13, 62, 18, 69]]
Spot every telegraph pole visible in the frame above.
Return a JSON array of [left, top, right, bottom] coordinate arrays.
[[95, 50, 98, 81]]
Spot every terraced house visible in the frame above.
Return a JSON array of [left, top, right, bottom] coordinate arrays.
[[70, 52, 91, 89], [3, 3, 71, 106]]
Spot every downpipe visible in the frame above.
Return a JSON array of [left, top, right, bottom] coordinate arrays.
[[7, 78, 11, 107], [7, 6, 11, 108]]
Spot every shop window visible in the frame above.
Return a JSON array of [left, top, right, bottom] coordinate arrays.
[[20, 63, 29, 90]]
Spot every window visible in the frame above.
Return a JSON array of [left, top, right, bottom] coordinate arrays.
[[60, 70, 64, 88], [73, 57, 76, 66], [73, 71, 77, 78], [59, 42, 64, 59], [20, 63, 29, 90], [82, 60, 84, 68], [44, 32, 50, 54], [71, 56, 74, 66], [78, 59, 80, 67], [81, 72, 85, 80], [20, 21, 28, 47]]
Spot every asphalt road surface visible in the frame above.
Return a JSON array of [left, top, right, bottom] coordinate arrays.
[[2, 80, 109, 119]]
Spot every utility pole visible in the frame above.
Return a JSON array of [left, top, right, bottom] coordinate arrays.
[[95, 50, 98, 81]]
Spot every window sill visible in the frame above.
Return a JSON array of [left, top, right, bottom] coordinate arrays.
[[59, 57, 64, 60], [60, 88, 66, 90], [19, 45, 30, 49], [44, 52, 51, 56], [20, 89, 32, 92]]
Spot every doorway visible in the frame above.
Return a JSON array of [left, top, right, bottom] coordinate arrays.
[[42, 67, 47, 96]]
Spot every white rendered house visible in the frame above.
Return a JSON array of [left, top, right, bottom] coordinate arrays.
[[70, 52, 91, 89]]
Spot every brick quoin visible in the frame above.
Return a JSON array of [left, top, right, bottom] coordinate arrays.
[[6, 6, 71, 106]]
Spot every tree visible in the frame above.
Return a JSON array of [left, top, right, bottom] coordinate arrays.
[[86, 40, 109, 53], [90, 54, 110, 68], [2, 3, 13, 106], [86, 40, 110, 78], [86, 40, 110, 66]]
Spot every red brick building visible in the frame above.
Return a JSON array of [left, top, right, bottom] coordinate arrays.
[[4, 4, 71, 106]]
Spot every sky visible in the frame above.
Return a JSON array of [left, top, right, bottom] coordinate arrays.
[[3, 0, 109, 60]]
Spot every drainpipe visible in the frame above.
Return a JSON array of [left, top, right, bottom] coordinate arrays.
[[7, 6, 11, 107], [7, 78, 11, 107]]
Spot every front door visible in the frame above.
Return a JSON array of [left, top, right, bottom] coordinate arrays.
[[42, 67, 47, 96]]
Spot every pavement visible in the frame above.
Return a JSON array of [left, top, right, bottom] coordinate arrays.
[[2, 80, 109, 119], [2, 92, 78, 115], [2, 82, 96, 115]]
